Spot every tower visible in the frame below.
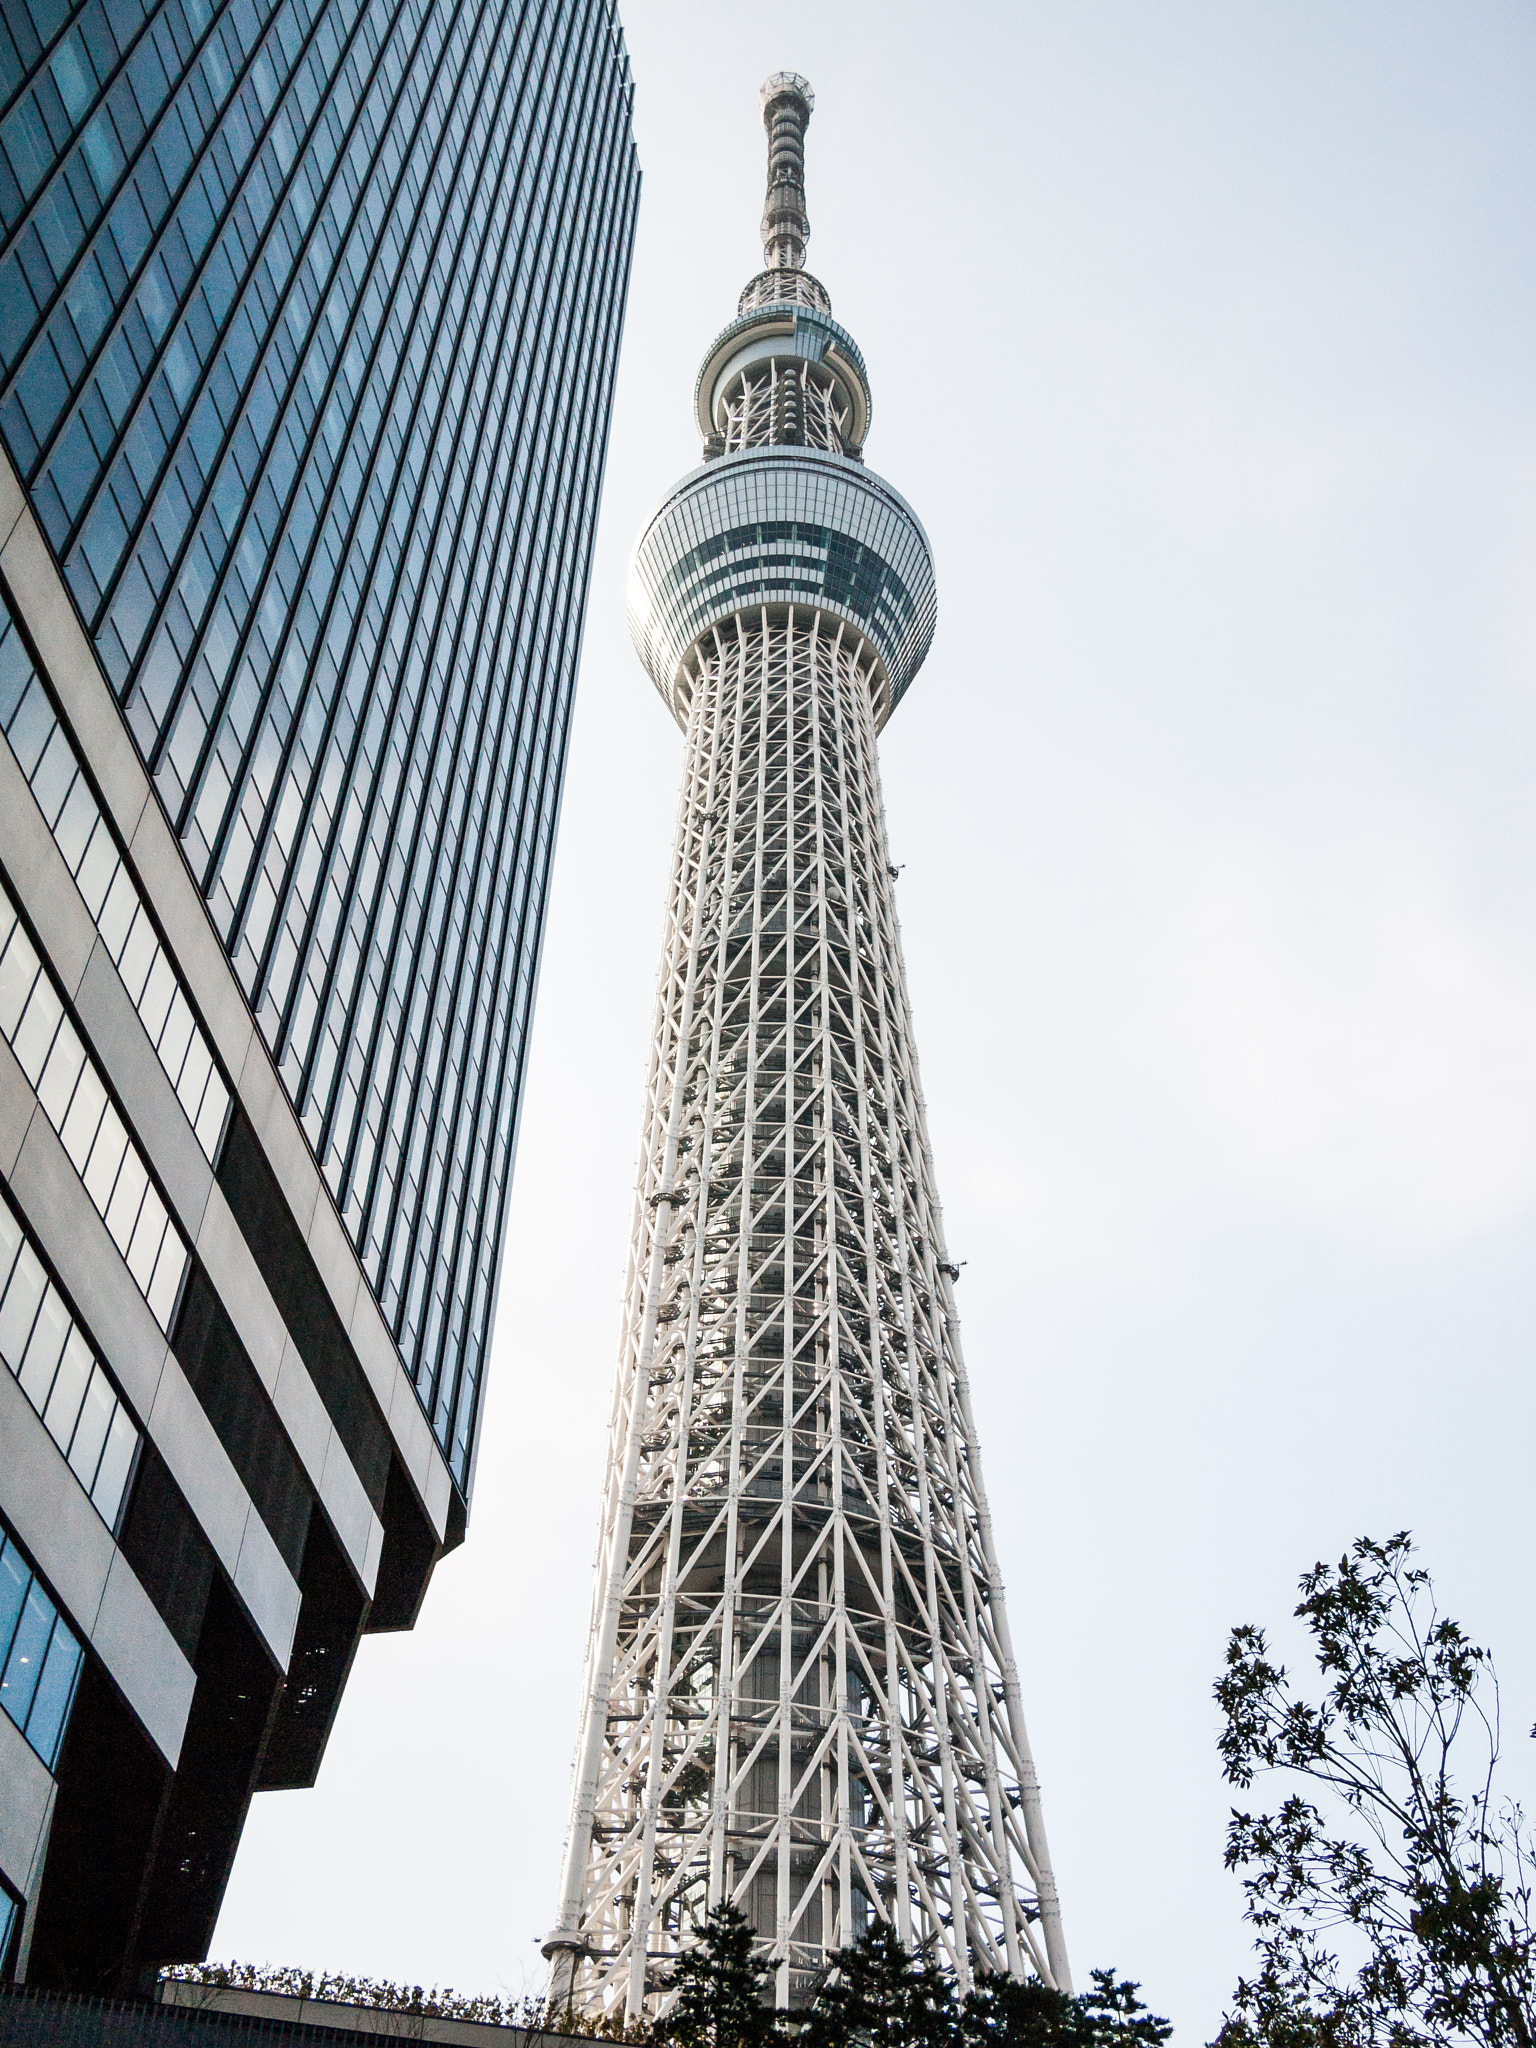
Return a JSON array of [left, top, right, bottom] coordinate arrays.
[[0, 0, 636, 1987], [545, 75, 1067, 2019]]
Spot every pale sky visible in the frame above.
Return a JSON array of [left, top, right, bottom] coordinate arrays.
[[214, 3, 1536, 2036]]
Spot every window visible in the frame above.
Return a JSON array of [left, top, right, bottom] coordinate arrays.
[[0, 1520, 83, 1771], [0, 877, 187, 1329], [0, 1181, 140, 1527], [0, 600, 230, 1158]]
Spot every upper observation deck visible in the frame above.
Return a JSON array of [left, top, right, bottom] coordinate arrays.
[[627, 68, 936, 731], [628, 447, 936, 731], [694, 304, 871, 452]]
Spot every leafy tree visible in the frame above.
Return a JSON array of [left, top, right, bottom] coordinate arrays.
[[963, 1970, 1077, 2048], [1213, 1532, 1536, 2048], [965, 1967, 1170, 2048], [805, 1923, 962, 2048], [660, 1904, 782, 2048], [1074, 1972, 1175, 2048], [802, 1924, 1167, 2048]]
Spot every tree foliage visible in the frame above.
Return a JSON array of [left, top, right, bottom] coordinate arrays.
[[794, 1923, 1167, 2048], [965, 1966, 1172, 2048], [1213, 1533, 1536, 2048], [802, 1924, 961, 2048], [662, 1905, 784, 2048], [1072, 1972, 1177, 2048], [963, 1970, 1072, 2048]]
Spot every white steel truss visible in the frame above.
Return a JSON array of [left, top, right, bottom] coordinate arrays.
[[547, 612, 1068, 2020], [722, 362, 850, 456], [737, 267, 832, 316]]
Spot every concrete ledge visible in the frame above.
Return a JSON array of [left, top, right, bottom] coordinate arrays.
[[93, 1551, 197, 1766], [193, 1184, 381, 1593], [0, 1708, 53, 1906], [0, 1029, 36, 1181], [1, 1079, 284, 1598], [0, 1360, 113, 1644], [0, 740, 96, 1002], [71, 939, 215, 1232], [0, 1368, 193, 1767], [0, 1062, 301, 1670], [0, 506, 150, 853], [0, 453, 23, 554], [158, 1981, 598, 2046]]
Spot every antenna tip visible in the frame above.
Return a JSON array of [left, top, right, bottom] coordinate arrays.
[[759, 71, 814, 119]]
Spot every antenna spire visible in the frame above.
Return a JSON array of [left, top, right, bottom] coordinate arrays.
[[759, 72, 814, 271]]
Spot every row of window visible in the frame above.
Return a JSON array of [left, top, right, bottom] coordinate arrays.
[[115, 0, 602, 1415], [0, 1179, 139, 1525], [206, 42, 603, 1035], [0, 594, 230, 1156], [67, 0, 413, 642], [1, 0, 639, 1485], [0, 1518, 81, 1770], [76, 0, 508, 684], [0, 876, 186, 1328], [0, 0, 306, 424], [259, 44, 629, 1464]]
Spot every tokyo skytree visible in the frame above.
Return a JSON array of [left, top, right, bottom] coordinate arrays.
[[544, 73, 1069, 2021]]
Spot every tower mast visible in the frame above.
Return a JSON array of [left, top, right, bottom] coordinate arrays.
[[546, 73, 1069, 2021]]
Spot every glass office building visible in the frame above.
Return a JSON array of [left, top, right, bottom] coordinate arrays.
[[0, 0, 637, 1991]]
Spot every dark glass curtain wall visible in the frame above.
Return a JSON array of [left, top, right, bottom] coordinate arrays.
[[0, 0, 639, 1491]]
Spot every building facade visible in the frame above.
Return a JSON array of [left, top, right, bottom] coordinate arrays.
[[0, 0, 638, 1990], [544, 74, 1066, 2023]]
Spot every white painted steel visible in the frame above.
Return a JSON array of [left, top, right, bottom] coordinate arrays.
[[546, 613, 1069, 2018], [545, 66, 1067, 2028]]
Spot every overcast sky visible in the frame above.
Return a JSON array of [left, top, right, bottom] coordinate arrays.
[[214, 3, 1536, 2035]]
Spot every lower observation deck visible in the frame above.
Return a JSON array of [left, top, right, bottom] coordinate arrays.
[[628, 445, 937, 729]]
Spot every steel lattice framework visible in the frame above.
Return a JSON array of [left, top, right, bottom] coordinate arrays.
[[546, 72, 1067, 2024]]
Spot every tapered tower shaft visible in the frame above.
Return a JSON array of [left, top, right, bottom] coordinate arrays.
[[760, 71, 813, 270], [546, 76, 1067, 2023]]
